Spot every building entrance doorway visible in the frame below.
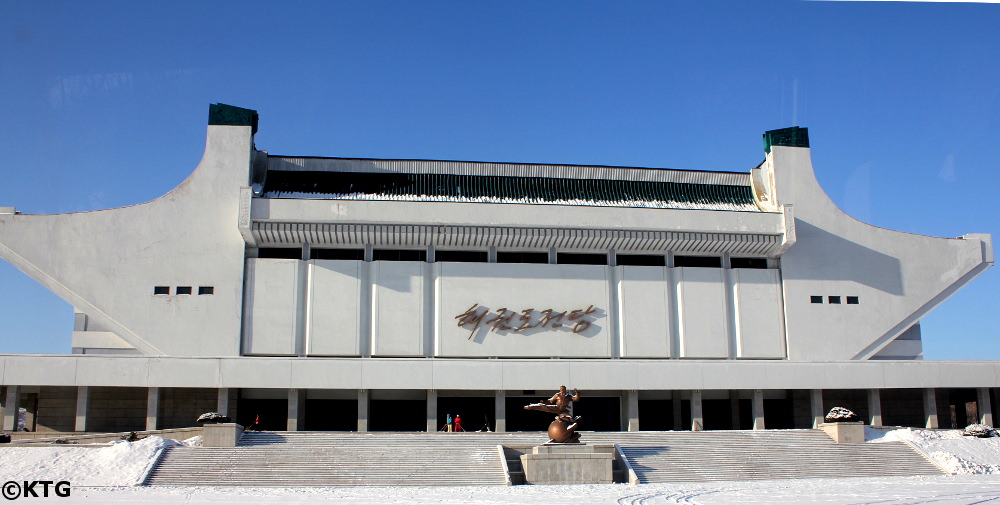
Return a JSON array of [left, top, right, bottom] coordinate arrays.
[[236, 398, 287, 431], [303, 399, 358, 431], [436, 396, 494, 432], [369, 399, 426, 431]]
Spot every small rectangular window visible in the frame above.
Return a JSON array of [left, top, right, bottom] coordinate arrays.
[[373, 249, 427, 262], [828, 296, 841, 304], [730, 258, 768, 269], [435, 250, 488, 263], [198, 286, 214, 295], [674, 255, 722, 268], [557, 252, 607, 265], [846, 296, 859, 305], [810, 296, 823, 304], [616, 254, 666, 267], [496, 251, 549, 264], [258, 247, 302, 259], [154, 286, 170, 295], [176, 286, 193, 295], [311, 248, 364, 260]]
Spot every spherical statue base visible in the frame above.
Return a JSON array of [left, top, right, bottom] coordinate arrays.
[[547, 419, 581, 443]]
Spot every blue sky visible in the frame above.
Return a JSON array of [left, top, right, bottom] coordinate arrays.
[[1, 1, 997, 358]]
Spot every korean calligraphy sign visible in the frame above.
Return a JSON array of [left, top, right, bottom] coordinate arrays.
[[455, 304, 599, 340]]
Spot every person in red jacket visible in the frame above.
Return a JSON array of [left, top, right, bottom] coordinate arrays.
[[454, 414, 462, 432]]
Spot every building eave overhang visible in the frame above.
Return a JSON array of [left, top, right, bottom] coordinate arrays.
[[3, 354, 998, 390], [248, 198, 790, 255]]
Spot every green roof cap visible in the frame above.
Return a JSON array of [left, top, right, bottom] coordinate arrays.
[[208, 103, 258, 134], [763, 127, 809, 153]]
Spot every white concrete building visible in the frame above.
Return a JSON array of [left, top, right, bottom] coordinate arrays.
[[0, 104, 995, 434]]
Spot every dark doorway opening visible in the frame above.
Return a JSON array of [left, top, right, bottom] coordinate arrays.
[[506, 397, 547, 431], [881, 389, 925, 427], [946, 388, 978, 429], [303, 399, 358, 431], [237, 398, 287, 431], [638, 400, 671, 431], [764, 398, 795, 429], [573, 397, 621, 431], [703, 399, 748, 430], [369, 399, 426, 431], [437, 397, 495, 432]]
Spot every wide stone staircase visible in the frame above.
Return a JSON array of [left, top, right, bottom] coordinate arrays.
[[595, 430, 945, 483], [143, 429, 944, 486], [144, 431, 516, 486]]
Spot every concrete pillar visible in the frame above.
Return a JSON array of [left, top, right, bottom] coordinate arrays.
[[811, 389, 824, 428], [672, 393, 682, 430], [625, 390, 639, 432], [287, 388, 301, 432], [729, 390, 741, 429], [216, 388, 230, 417], [75, 386, 88, 432], [426, 390, 438, 432], [358, 390, 369, 432], [145, 387, 159, 431], [979, 388, 994, 426], [3, 386, 18, 431], [924, 388, 939, 429], [868, 389, 883, 427], [495, 391, 506, 433], [752, 389, 765, 430], [690, 390, 703, 431]]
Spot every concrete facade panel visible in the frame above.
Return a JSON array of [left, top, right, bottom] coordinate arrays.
[[734, 268, 785, 358], [362, 360, 432, 389], [308, 260, 363, 356], [219, 358, 292, 388], [372, 262, 424, 356], [569, 361, 639, 390], [700, 363, 771, 389], [619, 266, 671, 358], [880, 362, 942, 389], [819, 363, 886, 389], [762, 363, 834, 390], [289, 359, 363, 389], [148, 358, 221, 388], [501, 361, 572, 390], [677, 267, 729, 358], [430, 360, 502, 390], [4, 356, 77, 385], [76, 357, 148, 387], [245, 259, 300, 355]]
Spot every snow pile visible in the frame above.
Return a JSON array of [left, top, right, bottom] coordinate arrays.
[[867, 427, 1000, 474], [963, 424, 997, 438], [196, 412, 231, 424], [824, 407, 859, 423], [0, 435, 195, 486]]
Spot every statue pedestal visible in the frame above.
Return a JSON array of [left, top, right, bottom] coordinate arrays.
[[519, 444, 614, 484]]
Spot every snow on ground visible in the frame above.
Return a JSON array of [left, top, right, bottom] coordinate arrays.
[[0, 435, 198, 486], [52, 476, 1000, 505], [867, 427, 1000, 474], [5, 429, 1000, 503]]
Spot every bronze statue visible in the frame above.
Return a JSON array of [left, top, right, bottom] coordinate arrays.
[[523, 385, 582, 443]]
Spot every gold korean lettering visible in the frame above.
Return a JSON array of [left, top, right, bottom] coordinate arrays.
[[455, 304, 489, 340]]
